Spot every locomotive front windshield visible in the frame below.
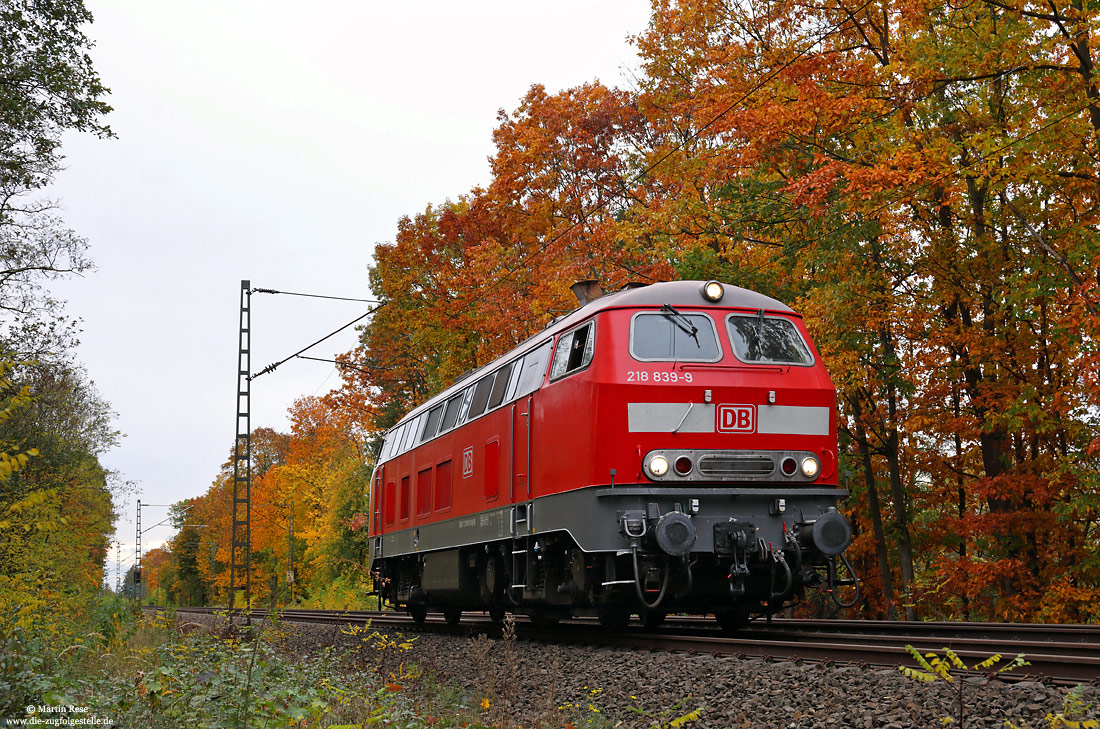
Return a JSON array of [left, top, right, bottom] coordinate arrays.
[[630, 312, 722, 361], [726, 314, 813, 365]]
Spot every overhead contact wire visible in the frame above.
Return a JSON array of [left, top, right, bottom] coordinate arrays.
[[251, 303, 386, 380], [252, 287, 381, 304], [296, 355, 374, 374]]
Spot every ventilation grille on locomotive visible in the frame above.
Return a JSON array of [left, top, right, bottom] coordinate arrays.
[[698, 454, 775, 478]]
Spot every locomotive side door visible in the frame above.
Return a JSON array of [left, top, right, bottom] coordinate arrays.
[[370, 463, 385, 569], [511, 395, 532, 503], [508, 339, 552, 538], [371, 465, 383, 534]]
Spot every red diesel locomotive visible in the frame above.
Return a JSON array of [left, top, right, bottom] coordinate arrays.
[[368, 280, 855, 630]]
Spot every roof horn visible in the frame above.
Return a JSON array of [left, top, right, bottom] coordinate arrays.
[[570, 280, 604, 306]]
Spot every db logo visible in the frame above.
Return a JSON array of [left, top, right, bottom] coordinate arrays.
[[462, 447, 474, 478], [717, 404, 756, 433]]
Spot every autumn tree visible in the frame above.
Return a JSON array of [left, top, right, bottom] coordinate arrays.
[[0, 2, 118, 643], [169, 396, 373, 608], [0, 0, 113, 357], [0, 361, 117, 593]]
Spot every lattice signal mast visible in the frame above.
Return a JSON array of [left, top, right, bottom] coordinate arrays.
[[229, 280, 252, 608], [135, 500, 141, 598]]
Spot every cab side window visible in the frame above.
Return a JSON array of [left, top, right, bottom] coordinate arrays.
[[401, 414, 422, 452], [550, 322, 595, 380]]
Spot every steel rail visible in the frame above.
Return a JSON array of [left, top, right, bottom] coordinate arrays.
[[169, 607, 1100, 685]]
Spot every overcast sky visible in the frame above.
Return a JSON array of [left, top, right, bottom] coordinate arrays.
[[45, 0, 652, 583]]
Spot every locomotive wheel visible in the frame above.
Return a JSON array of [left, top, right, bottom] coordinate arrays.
[[443, 607, 462, 627], [480, 553, 505, 603], [714, 608, 751, 633], [408, 605, 427, 624], [597, 607, 631, 632], [488, 606, 506, 625], [641, 609, 667, 629]]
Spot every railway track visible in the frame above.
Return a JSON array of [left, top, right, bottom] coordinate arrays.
[[170, 606, 1100, 685]]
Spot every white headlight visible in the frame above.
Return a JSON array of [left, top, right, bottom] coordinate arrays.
[[701, 280, 724, 302], [648, 455, 670, 477], [801, 456, 820, 478]]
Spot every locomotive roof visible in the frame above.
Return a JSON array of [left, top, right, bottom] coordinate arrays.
[[391, 280, 797, 427]]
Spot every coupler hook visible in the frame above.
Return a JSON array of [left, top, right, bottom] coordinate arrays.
[[632, 547, 671, 610]]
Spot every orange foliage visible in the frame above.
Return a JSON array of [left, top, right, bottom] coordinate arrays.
[[162, 401, 370, 607]]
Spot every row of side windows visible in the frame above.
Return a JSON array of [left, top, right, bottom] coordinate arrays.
[[379, 337, 554, 462], [375, 323, 595, 530]]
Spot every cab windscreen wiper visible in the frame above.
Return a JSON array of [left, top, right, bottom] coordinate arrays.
[[660, 303, 700, 347]]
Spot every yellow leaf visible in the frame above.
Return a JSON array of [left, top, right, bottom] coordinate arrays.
[[670, 709, 704, 727], [899, 666, 937, 683], [944, 648, 966, 670], [976, 654, 1003, 670]]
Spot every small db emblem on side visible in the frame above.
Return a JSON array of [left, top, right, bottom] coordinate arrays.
[[717, 404, 756, 433], [462, 447, 474, 478]]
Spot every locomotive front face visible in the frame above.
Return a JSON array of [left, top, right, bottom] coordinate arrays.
[[549, 280, 855, 616]]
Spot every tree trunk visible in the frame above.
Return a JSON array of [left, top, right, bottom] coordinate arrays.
[[880, 326, 918, 621], [952, 382, 971, 620], [849, 392, 897, 619]]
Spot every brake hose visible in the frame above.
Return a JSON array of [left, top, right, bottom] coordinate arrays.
[[827, 553, 861, 608], [769, 553, 792, 600]]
